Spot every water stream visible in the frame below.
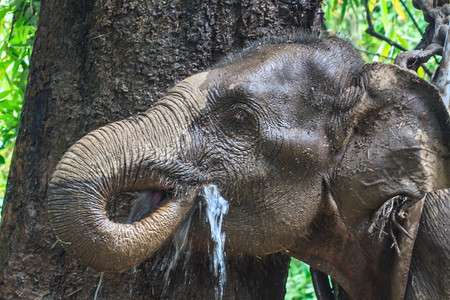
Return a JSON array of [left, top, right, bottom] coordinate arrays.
[[125, 185, 229, 299], [202, 184, 229, 300], [162, 213, 193, 294], [94, 272, 104, 300]]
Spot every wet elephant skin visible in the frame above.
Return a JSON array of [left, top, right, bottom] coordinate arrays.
[[47, 35, 450, 300]]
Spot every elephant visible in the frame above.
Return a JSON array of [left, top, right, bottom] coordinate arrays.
[[47, 36, 450, 299], [406, 189, 449, 299]]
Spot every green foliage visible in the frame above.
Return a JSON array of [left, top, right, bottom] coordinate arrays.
[[0, 0, 39, 217], [285, 259, 316, 300], [323, 0, 435, 76]]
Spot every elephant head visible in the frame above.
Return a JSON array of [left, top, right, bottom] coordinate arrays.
[[47, 36, 449, 299]]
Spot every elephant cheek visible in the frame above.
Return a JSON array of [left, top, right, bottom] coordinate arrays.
[[261, 127, 328, 178]]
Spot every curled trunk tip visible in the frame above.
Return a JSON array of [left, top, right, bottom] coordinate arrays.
[[48, 120, 196, 271]]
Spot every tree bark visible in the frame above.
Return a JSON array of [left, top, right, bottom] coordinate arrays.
[[0, 0, 322, 298]]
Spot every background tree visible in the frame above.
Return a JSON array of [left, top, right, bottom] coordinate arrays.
[[0, 0, 39, 214]]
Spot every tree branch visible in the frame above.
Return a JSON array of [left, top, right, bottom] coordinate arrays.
[[395, 43, 443, 70], [364, 0, 440, 77], [364, 1, 407, 51], [358, 49, 395, 61], [432, 31, 450, 107], [396, 3, 450, 74], [412, 0, 435, 22], [400, 0, 424, 35]]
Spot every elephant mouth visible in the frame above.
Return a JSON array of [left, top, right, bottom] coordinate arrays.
[[147, 189, 173, 210], [127, 188, 177, 223]]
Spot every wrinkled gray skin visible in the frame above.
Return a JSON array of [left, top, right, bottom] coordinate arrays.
[[48, 37, 450, 299]]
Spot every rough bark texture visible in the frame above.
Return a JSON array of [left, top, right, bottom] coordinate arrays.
[[0, 0, 322, 298]]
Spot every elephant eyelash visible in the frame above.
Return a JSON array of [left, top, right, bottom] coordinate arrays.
[[231, 111, 246, 122], [230, 101, 255, 119]]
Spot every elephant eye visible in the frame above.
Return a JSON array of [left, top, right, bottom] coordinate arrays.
[[223, 102, 259, 138], [230, 102, 256, 123]]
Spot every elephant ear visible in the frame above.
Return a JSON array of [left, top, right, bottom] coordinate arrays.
[[327, 63, 450, 299]]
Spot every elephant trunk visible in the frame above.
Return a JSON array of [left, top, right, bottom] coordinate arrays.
[[48, 75, 208, 271]]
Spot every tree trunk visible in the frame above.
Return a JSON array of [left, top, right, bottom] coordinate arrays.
[[0, 0, 322, 298]]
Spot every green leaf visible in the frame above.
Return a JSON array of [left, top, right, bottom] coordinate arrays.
[[397, 34, 409, 49], [380, 0, 389, 29], [0, 8, 10, 20], [417, 66, 425, 78], [332, 0, 338, 10], [0, 155, 5, 165], [339, 0, 348, 22], [349, 0, 358, 20], [392, 0, 406, 23], [368, 0, 375, 12], [0, 90, 12, 99]]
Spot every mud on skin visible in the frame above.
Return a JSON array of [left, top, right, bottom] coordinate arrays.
[[48, 35, 450, 300]]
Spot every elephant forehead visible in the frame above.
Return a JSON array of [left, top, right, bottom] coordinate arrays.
[[213, 45, 306, 85], [179, 71, 210, 100]]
